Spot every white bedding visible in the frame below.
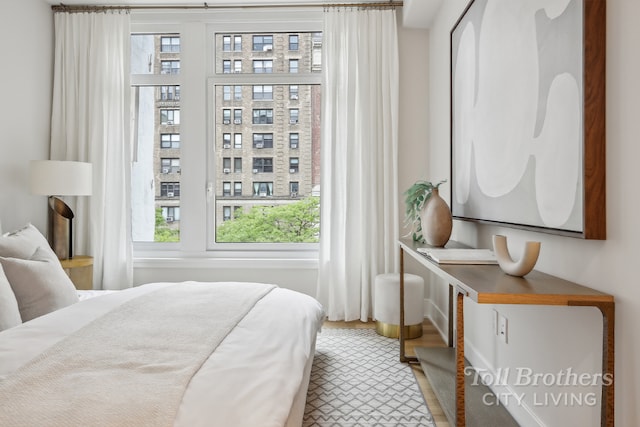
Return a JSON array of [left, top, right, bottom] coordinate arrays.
[[0, 282, 324, 427]]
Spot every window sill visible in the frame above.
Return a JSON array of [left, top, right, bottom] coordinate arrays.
[[133, 255, 318, 270]]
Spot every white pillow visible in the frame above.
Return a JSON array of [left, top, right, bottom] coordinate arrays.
[[0, 247, 79, 322], [0, 264, 22, 331], [0, 223, 55, 260]]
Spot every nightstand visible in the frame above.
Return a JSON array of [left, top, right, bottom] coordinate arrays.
[[60, 256, 94, 290]]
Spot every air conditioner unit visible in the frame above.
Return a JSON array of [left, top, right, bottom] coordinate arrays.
[[263, 45, 273, 52], [290, 192, 297, 198], [290, 95, 298, 100], [223, 120, 230, 125], [166, 216, 174, 222], [167, 192, 174, 197], [233, 70, 242, 73], [162, 168, 170, 174], [290, 119, 298, 124], [255, 143, 264, 149], [223, 168, 231, 174], [290, 143, 298, 149], [223, 143, 231, 149], [259, 191, 267, 197], [290, 168, 297, 173], [234, 119, 242, 124], [253, 169, 259, 173]]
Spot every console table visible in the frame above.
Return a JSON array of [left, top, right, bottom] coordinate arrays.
[[398, 238, 615, 427]]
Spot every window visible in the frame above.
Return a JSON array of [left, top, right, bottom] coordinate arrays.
[[289, 157, 299, 173], [223, 133, 231, 147], [161, 60, 180, 75], [234, 133, 242, 149], [223, 109, 231, 124], [234, 157, 242, 173], [253, 157, 273, 173], [290, 109, 299, 124], [161, 182, 180, 197], [253, 60, 273, 73], [252, 35, 273, 51], [161, 158, 180, 174], [290, 182, 299, 196], [253, 182, 273, 197], [289, 133, 299, 149], [289, 85, 298, 100], [162, 206, 180, 221], [222, 157, 231, 173], [223, 86, 231, 101], [234, 182, 242, 196], [253, 133, 273, 148], [252, 109, 273, 124], [161, 36, 180, 53], [161, 85, 180, 100], [252, 85, 273, 100], [161, 133, 180, 149], [234, 60, 242, 73], [222, 182, 231, 196], [289, 35, 299, 51], [160, 109, 180, 125], [234, 86, 242, 100], [234, 109, 242, 124], [234, 35, 242, 51], [289, 59, 299, 73], [223, 60, 231, 73], [223, 206, 232, 221], [222, 35, 231, 51]]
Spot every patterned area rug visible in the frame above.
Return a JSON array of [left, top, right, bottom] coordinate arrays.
[[303, 328, 435, 427]]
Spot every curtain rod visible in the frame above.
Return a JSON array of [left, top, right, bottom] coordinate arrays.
[[52, 1, 403, 12]]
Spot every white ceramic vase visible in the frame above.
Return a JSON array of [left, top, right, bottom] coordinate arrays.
[[420, 188, 452, 247], [492, 234, 540, 277]]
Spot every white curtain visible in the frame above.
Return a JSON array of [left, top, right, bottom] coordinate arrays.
[[50, 11, 132, 290], [317, 8, 399, 321]]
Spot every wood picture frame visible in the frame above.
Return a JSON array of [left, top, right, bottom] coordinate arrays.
[[449, 0, 606, 239]]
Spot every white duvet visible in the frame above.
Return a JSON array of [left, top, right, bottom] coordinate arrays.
[[0, 282, 324, 427]]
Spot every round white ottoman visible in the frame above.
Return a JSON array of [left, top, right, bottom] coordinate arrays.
[[374, 273, 424, 339]]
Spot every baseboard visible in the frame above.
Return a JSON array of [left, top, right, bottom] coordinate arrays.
[[424, 297, 449, 344]]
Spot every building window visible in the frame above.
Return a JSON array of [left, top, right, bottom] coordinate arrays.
[[223, 60, 231, 73], [253, 182, 273, 197], [223, 133, 231, 148], [253, 158, 273, 173], [222, 157, 231, 173], [253, 133, 273, 149], [289, 59, 299, 73], [252, 109, 273, 124], [289, 35, 299, 51], [223, 206, 231, 221], [160, 133, 180, 149], [223, 85, 231, 101], [252, 35, 273, 51], [161, 60, 180, 75], [233, 206, 243, 217], [289, 133, 299, 149], [161, 158, 180, 174], [252, 85, 273, 100], [161, 182, 180, 197], [222, 35, 231, 51], [234, 157, 242, 173], [290, 109, 299, 124], [234, 86, 242, 100], [234, 133, 242, 149], [160, 109, 180, 125], [290, 182, 299, 196], [223, 182, 231, 196], [234, 60, 242, 73], [234, 35, 242, 51], [289, 157, 299, 173], [289, 85, 298, 100], [223, 109, 231, 124], [161, 36, 180, 52], [162, 206, 180, 222], [160, 85, 180, 101], [234, 109, 242, 124], [253, 60, 273, 73], [234, 182, 242, 196]]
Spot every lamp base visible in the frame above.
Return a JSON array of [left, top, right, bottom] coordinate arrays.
[[48, 196, 74, 260]]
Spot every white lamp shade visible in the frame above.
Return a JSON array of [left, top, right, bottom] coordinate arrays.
[[30, 160, 93, 196]]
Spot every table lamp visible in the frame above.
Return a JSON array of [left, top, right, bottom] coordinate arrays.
[[30, 160, 93, 260]]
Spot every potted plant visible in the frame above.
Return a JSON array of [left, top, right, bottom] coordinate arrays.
[[403, 179, 451, 246]]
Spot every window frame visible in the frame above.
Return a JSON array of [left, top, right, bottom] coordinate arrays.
[[131, 11, 322, 258]]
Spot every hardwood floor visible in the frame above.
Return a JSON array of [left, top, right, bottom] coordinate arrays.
[[323, 319, 451, 427]]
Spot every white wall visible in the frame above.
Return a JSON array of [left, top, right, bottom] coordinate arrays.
[[0, 0, 53, 234], [422, 0, 639, 426]]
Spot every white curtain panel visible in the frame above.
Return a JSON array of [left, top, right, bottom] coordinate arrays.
[[50, 11, 133, 290], [317, 8, 399, 321]]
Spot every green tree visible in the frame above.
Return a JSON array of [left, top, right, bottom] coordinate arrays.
[[154, 208, 180, 242], [217, 196, 319, 243]]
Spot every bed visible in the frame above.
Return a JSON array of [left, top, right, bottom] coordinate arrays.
[[0, 224, 324, 427]]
